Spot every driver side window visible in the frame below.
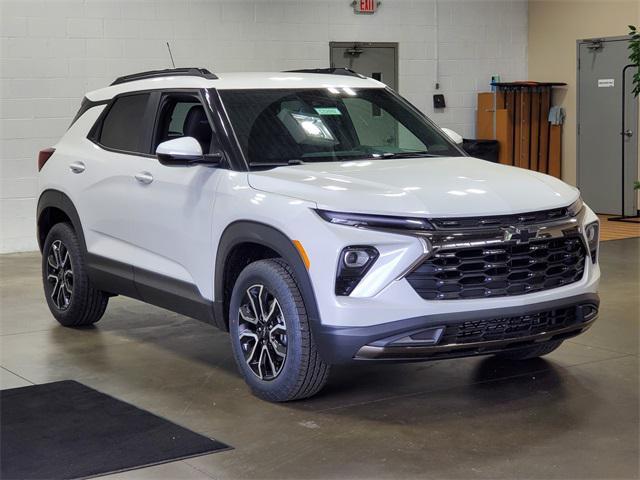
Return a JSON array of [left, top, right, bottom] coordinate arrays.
[[154, 95, 213, 153]]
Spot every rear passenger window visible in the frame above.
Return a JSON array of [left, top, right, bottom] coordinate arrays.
[[98, 94, 149, 153]]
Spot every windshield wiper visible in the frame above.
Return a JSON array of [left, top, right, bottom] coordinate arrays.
[[249, 159, 306, 168], [379, 151, 441, 159]]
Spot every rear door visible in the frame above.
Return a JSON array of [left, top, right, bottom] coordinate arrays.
[[77, 91, 156, 296]]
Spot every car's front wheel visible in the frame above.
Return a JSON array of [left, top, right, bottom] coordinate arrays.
[[42, 223, 109, 327], [229, 259, 330, 402]]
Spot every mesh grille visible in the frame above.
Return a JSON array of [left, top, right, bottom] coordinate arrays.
[[440, 307, 577, 345], [406, 235, 586, 300]]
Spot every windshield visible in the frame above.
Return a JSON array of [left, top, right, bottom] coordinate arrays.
[[218, 88, 462, 169]]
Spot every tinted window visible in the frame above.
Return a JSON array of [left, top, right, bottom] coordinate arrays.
[[219, 88, 461, 168], [99, 93, 150, 152], [153, 96, 213, 153]]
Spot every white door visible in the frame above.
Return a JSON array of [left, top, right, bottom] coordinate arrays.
[[124, 92, 223, 301], [77, 92, 154, 298]]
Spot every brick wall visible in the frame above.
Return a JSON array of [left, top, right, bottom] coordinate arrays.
[[0, 0, 527, 253]]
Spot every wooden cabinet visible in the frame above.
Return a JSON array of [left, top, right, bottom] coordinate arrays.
[[476, 82, 565, 178]]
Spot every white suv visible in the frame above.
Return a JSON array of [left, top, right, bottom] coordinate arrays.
[[37, 68, 600, 401]]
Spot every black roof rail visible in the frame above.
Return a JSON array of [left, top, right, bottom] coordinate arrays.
[[110, 68, 218, 86], [284, 68, 366, 79]]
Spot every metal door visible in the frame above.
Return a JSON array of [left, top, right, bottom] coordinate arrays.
[[330, 42, 398, 90], [330, 42, 399, 150], [577, 37, 638, 215]]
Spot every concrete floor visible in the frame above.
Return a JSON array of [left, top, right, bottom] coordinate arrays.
[[1, 239, 638, 479]]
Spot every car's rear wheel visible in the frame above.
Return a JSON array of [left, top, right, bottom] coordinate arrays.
[[42, 223, 108, 327], [229, 258, 330, 402], [495, 340, 563, 360]]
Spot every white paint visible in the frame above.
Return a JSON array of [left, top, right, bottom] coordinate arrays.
[[156, 136, 202, 157], [86, 72, 386, 102], [39, 80, 599, 327], [1, 0, 528, 253], [248, 157, 580, 218], [440, 127, 463, 144]]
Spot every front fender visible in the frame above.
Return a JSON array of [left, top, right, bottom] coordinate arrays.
[[214, 221, 321, 334]]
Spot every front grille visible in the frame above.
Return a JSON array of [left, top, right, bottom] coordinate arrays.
[[406, 235, 586, 300], [429, 207, 568, 230], [439, 307, 577, 345]]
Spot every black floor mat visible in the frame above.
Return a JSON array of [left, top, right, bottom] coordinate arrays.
[[0, 380, 230, 479]]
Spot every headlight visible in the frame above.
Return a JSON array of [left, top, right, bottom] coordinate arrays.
[[567, 197, 584, 216], [316, 210, 434, 231], [335, 246, 379, 295], [584, 221, 599, 263]]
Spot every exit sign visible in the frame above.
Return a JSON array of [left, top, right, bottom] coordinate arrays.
[[353, 0, 378, 14]]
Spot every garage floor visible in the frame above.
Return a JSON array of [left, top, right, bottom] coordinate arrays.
[[1, 239, 638, 480]]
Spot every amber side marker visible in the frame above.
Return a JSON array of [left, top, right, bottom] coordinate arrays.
[[293, 240, 310, 270]]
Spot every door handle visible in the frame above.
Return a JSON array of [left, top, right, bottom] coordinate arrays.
[[134, 172, 153, 185], [622, 129, 633, 138], [69, 162, 85, 174]]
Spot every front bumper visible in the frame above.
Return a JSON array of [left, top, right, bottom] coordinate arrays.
[[315, 293, 599, 364]]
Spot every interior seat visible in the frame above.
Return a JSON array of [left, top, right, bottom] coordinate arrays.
[[183, 105, 212, 153]]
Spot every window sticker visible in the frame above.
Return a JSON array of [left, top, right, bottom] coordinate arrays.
[[314, 107, 342, 116]]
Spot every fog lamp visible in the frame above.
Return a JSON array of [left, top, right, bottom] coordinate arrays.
[[584, 221, 599, 263], [335, 246, 379, 296]]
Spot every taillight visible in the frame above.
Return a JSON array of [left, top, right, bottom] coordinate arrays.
[[38, 148, 55, 171]]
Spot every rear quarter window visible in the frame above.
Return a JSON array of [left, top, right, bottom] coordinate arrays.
[[97, 93, 150, 153]]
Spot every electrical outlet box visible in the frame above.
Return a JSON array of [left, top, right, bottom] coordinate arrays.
[[433, 94, 446, 109]]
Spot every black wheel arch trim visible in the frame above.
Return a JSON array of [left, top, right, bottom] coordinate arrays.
[[214, 221, 322, 334], [37, 189, 87, 254]]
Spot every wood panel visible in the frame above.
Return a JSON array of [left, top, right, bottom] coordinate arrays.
[[513, 91, 521, 168], [504, 90, 516, 165], [476, 92, 494, 139], [495, 91, 505, 109], [548, 124, 562, 178], [529, 91, 540, 172], [496, 109, 512, 165], [518, 90, 531, 169], [538, 88, 551, 173], [482, 85, 561, 175], [598, 215, 640, 241]]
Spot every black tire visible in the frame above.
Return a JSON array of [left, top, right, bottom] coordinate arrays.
[[495, 340, 563, 360], [229, 258, 330, 402], [42, 222, 108, 327]]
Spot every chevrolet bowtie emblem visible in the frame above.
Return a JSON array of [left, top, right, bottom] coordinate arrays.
[[503, 226, 539, 244]]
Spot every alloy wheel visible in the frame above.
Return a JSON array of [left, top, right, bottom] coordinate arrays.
[[46, 240, 73, 310], [237, 284, 287, 380]]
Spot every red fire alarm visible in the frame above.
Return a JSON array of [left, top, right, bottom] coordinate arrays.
[[352, 0, 379, 14]]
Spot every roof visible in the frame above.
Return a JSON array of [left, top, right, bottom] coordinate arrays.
[[85, 71, 386, 102]]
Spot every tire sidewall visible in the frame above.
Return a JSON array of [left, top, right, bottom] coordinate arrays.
[[229, 261, 306, 398]]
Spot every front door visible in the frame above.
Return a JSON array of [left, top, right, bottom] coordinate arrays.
[[126, 91, 223, 303], [577, 36, 638, 215]]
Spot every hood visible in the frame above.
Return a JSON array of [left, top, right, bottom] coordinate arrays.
[[248, 157, 579, 217]]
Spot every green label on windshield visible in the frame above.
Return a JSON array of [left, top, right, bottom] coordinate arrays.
[[314, 107, 342, 116]]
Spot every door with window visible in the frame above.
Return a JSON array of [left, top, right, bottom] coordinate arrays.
[[330, 42, 398, 90], [125, 91, 223, 301], [78, 91, 154, 297]]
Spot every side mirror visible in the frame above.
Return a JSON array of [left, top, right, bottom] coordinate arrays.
[[156, 137, 222, 166], [441, 127, 464, 145]]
